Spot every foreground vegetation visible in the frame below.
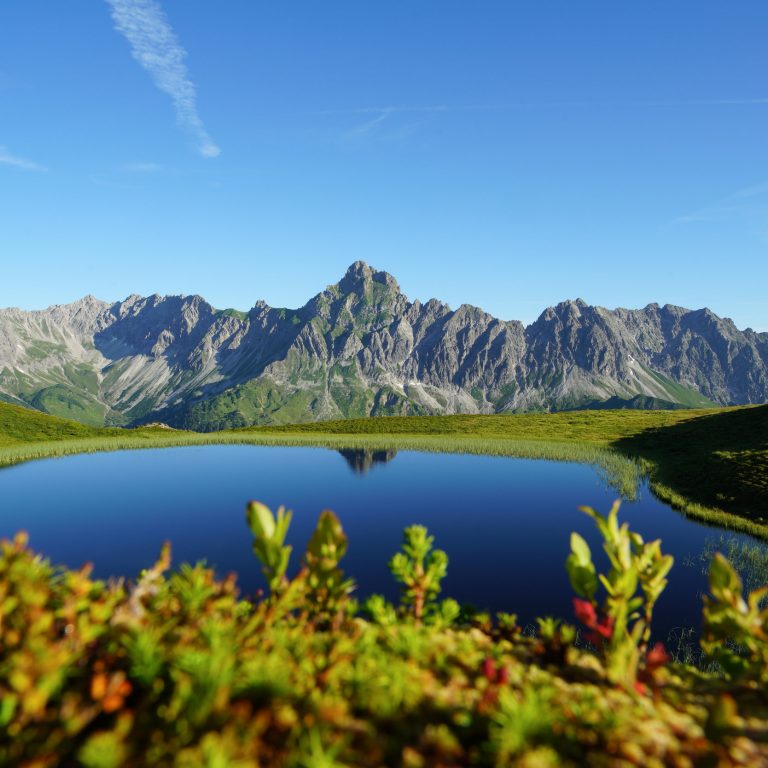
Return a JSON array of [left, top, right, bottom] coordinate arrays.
[[2, 500, 768, 766], [0, 402, 766, 535]]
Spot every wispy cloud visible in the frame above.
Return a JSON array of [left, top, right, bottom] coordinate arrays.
[[0, 146, 47, 172], [343, 109, 394, 139], [319, 97, 768, 118], [321, 104, 499, 119], [323, 98, 768, 141], [676, 181, 768, 224], [105, 0, 220, 158]]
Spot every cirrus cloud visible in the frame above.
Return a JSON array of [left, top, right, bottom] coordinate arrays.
[[0, 146, 47, 172]]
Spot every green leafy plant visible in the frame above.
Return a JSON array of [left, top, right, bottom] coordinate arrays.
[[389, 525, 449, 624], [534, 617, 577, 666], [702, 553, 768, 682], [362, 593, 398, 626], [302, 509, 355, 627], [566, 501, 674, 687], [246, 501, 293, 598], [246, 503, 355, 628]]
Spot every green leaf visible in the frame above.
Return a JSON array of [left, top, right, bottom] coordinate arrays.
[[569, 532, 592, 565], [709, 553, 742, 594], [566, 554, 597, 600], [246, 501, 276, 540]]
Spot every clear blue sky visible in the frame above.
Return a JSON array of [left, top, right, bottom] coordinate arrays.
[[1, 1, 766, 330]]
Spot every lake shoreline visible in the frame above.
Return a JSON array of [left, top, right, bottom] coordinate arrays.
[[1, 403, 766, 539]]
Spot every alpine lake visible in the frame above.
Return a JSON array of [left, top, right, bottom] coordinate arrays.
[[0, 444, 762, 644]]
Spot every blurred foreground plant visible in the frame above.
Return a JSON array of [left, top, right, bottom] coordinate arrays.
[[246, 501, 293, 598], [566, 500, 674, 688], [246, 502, 354, 626], [702, 553, 768, 683], [1, 499, 767, 766], [389, 525, 448, 623], [364, 524, 459, 627]]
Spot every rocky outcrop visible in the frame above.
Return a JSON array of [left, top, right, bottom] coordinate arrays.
[[0, 262, 766, 428]]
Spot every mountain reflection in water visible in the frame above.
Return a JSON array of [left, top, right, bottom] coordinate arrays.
[[337, 448, 397, 474]]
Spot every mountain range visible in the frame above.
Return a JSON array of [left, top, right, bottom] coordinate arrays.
[[1, 261, 766, 430]]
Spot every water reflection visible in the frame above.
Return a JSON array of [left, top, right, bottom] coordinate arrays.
[[337, 448, 397, 474]]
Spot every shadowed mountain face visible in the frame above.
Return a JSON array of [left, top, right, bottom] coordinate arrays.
[[0, 262, 766, 429]]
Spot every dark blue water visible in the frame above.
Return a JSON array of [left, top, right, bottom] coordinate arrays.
[[0, 445, 749, 640]]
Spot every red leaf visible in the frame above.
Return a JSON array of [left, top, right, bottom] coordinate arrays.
[[594, 615, 614, 639], [482, 657, 497, 683], [646, 642, 670, 672], [573, 598, 597, 628]]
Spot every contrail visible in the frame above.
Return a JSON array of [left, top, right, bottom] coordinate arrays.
[[105, 0, 220, 158]]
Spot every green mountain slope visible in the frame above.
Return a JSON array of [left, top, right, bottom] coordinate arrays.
[[0, 401, 108, 447]]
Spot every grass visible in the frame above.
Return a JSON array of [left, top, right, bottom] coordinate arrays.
[[613, 405, 768, 533], [246, 409, 711, 441], [0, 401, 114, 446], [0, 401, 766, 536]]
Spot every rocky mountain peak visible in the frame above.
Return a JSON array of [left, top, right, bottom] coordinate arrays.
[[337, 261, 400, 295], [0, 264, 766, 429], [41, 295, 110, 335]]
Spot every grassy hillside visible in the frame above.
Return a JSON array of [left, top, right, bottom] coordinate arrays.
[[614, 405, 768, 527], [0, 401, 112, 446], [248, 408, 713, 442]]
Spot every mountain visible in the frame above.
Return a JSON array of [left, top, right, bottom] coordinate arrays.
[[1, 262, 766, 429]]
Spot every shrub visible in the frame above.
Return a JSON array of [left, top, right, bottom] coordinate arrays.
[[0, 501, 766, 765], [566, 501, 673, 687], [702, 552, 768, 682]]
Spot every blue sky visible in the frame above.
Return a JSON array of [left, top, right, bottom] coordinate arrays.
[[1, 1, 766, 330]]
